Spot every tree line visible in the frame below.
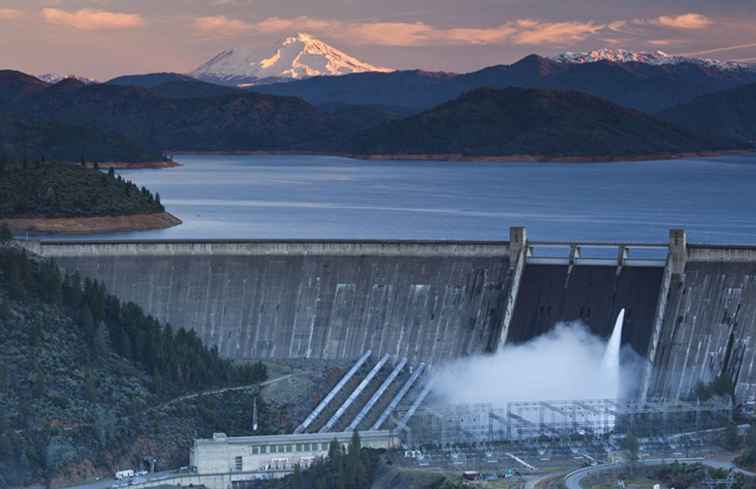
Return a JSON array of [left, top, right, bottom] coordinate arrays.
[[0, 243, 266, 394], [0, 160, 164, 218]]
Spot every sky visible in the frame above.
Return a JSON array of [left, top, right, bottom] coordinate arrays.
[[1, 0, 755, 80]]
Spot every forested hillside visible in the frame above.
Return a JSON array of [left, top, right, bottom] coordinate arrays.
[[0, 241, 268, 485], [0, 162, 163, 218], [350, 88, 740, 158]]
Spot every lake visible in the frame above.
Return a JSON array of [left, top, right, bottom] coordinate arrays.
[[46, 153, 756, 244]]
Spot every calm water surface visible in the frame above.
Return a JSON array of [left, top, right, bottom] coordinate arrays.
[[46, 154, 756, 244]]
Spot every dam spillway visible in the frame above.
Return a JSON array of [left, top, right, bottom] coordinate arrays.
[[20, 228, 756, 402]]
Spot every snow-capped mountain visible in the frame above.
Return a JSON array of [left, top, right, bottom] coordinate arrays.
[[551, 49, 749, 71], [192, 32, 393, 86], [37, 73, 98, 84]]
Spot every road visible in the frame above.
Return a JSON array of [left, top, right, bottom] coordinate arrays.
[[564, 457, 756, 489], [58, 373, 295, 489]]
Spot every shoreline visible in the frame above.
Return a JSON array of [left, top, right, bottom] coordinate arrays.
[[84, 161, 180, 169], [170, 149, 755, 163], [1, 212, 182, 235]]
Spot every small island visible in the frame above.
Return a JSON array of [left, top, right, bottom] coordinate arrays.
[[0, 161, 181, 234]]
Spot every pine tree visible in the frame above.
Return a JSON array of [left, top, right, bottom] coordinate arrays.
[[293, 464, 304, 489], [92, 323, 108, 359], [722, 422, 739, 451], [0, 224, 12, 245], [0, 298, 11, 320]]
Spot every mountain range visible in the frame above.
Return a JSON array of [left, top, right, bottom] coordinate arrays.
[[248, 49, 756, 113], [2, 38, 756, 163]]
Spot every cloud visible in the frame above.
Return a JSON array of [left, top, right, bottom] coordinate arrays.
[[0, 8, 22, 20], [513, 20, 602, 45], [250, 16, 599, 47], [41, 8, 144, 31], [680, 42, 756, 57], [194, 15, 253, 35], [647, 39, 680, 47], [656, 13, 712, 30], [255, 16, 334, 35]]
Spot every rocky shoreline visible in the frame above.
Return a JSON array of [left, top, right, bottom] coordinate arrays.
[[1, 212, 182, 234]]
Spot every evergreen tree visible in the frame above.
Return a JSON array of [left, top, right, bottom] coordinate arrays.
[[621, 432, 639, 465], [0, 297, 11, 320], [0, 223, 12, 245], [723, 422, 740, 451], [292, 464, 304, 489]]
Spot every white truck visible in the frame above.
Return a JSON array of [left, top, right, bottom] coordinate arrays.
[[115, 469, 135, 480]]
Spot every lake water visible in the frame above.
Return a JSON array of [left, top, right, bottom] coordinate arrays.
[[46, 153, 756, 244]]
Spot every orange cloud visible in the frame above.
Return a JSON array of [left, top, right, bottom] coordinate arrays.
[[249, 16, 590, 47], [194, 15, 253, 35], [255, 16, 334, 34], [343, 22, 436, 46], [513, 20, 602, 45], [656, 13, 712, 30], [0, 9, 22, 20], [41, 8, 144, 31]]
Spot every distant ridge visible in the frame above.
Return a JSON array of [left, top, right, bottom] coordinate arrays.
[[348, 87, 744, 159], [660, 82, 756, 145], [250, 52, 756, 113], [550, 48, 750, 71], [37, 73, 98, 84]]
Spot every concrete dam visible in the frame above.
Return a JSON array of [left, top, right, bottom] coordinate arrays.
[[22, 228, 756, 401]]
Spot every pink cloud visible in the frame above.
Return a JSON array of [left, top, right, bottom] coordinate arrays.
[[647, 39, 680, 47], [194, 15, 253, 35], [656, 13, 712, 30], [0, 9, 22, 20], [342, 22, 436, 46], [41, 8, 144, 31], [255, 16, 334, 34], [249, 16, 594, 47], [513, 20, 602, 45]]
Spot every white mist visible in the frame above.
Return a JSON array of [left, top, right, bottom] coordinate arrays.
[[431, 316, 639, 407]]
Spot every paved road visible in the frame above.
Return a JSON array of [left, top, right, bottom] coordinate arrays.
[[564, 457, 755, 489]]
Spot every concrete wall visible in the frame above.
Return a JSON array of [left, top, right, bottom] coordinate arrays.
[[506, 264, 664, 356], [34, 240, 513, 363], [27, 234, 756, 403], [648, 260, 756, 401]]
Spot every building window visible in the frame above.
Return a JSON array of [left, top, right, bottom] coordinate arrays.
[[296, 444, 302, 452], [321, 443, 328, 450], [286, 445, 292, 453], [234, 456, 243, 471], [252, 447, 259, 455]]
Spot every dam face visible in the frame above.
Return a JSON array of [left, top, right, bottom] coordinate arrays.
[[37, 241, 514, 363], [647, 247, 756, 402], [23, 229, 756, 402]]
